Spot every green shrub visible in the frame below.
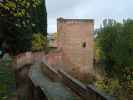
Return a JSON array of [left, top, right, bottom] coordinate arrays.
[[95, 78, 133, 100], [0, 56, 16, 99], [32, 33, 47, 51]]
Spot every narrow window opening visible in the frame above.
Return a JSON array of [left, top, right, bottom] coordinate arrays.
[[82, 42, 86, 48]]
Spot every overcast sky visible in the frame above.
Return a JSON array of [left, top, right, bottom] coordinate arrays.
[[46, 0, 133, 33]]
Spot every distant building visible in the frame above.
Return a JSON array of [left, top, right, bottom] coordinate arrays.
[[48, 34, 58, 48]]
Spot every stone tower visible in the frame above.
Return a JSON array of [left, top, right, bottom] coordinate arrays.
[[57, 18, 94, 79]]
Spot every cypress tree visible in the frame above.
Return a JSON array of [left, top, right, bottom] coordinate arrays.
[[32, 0, 47, 36]]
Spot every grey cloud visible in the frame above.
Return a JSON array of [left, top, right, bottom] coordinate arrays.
[[46, 0, 82, 17], [46, 0, 133, 33]]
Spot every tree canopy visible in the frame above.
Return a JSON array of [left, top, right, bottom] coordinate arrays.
[[0, 0, 47, 54], [96, 19, 133, 80]]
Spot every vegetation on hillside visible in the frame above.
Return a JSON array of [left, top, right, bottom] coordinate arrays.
[[95, 19, 133, 100]]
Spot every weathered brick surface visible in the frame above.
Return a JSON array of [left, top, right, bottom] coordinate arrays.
[[57, 18, 94, 79]]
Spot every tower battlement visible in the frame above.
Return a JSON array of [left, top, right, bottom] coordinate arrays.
[[57, 17, 94, 24]]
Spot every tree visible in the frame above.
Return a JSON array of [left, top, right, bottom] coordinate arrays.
[[96, 19, 133, 80], [95, 19, 133, 99], [32, 0, 47, 36], [0, 0, 47, 54]]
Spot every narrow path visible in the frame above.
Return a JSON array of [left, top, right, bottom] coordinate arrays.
[[29, 63, 80, 100]]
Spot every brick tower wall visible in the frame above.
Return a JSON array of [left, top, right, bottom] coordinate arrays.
[[57, 18, 94, 79]]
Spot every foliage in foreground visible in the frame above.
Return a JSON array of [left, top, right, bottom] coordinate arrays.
[[0, 0, 47, 54], [0, 54, 16, 100]]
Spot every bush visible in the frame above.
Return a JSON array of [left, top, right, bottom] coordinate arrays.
[[32, 33, 47, 51], [0, 55, 16, 99], [95, 78, 133, 100]]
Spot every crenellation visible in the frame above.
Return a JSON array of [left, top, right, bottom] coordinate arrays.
[[57, 18, 94, 23]]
